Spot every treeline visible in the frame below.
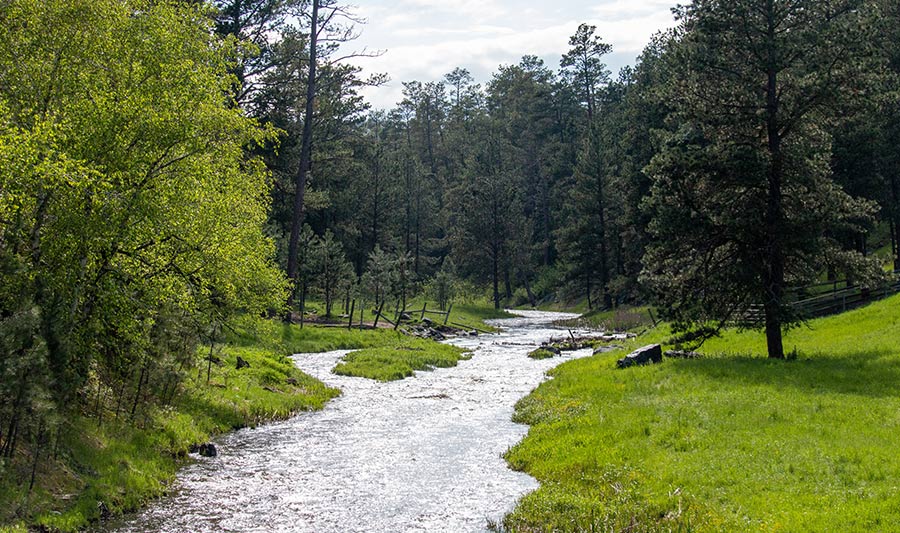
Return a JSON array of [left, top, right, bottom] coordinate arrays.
[[250, 0, 900, 359]]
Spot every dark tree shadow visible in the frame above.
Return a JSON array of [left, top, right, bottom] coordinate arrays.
[[667, 349, 900, 398]]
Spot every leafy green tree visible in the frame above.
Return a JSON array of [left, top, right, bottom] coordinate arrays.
[[555, 25, 616, 309], [450, 117, 524, 309], [210, 0, 288, 105], [427, 262, 457, 311], [558, 129, 614, 309], [488, 56, 561, 269], [0, 0, 283, 471], [284, 0, 379, 310]]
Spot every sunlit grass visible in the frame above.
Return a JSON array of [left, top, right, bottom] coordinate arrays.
[[503, 293, 900, 532]]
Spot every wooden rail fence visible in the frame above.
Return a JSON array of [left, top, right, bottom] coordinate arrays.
[[741, 271, 900, 324]]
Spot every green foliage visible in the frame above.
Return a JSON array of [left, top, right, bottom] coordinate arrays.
[[642, 0, 883, 356], [311, 230, 354, 317], [361, 245, 398, 309], [0, 0, 285, 519], [644, 1, 877, 357], [559, 23, 612, 118], [526, 348, 557, 360], [333, 337, 469, 381], [424, 264, 457, 311], [504, 294, 900, 531]]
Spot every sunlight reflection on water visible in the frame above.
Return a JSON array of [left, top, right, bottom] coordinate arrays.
[[104, 310, 594, 533]]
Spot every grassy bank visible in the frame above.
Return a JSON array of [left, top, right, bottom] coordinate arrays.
[[0, 320, 346, 532], [298, 298, 515, 332], [324, 303, 507, 382], [502, 294, 900, 532], [553, 304, 657, 331], [333, 336, 470, 381]]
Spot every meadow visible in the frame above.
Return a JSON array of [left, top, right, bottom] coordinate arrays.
[[502, 294, 900, 532]]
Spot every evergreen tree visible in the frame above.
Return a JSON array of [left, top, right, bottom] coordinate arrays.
[[643, 0, 882, 357]]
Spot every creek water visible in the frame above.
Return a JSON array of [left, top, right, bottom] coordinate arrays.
[[105, 310, 594, 532]]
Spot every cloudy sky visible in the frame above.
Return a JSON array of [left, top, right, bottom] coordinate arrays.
[[345, 0, 680, 110]]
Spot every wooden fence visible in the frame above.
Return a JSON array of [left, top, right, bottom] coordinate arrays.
[[741, 271, 900, 324]]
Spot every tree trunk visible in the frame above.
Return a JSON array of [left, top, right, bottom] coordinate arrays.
[[130, 363, 147, 420], [524, 277, 537, 307], [299, 282, 307, 328], [890, 219, 896, 271], [763, 0, 785, 359], [492, 247, 500, 310], [286, 0, 319, 310], [414, 193, 421, 276], [890, 172, 900, 271], [596, 160, 611, 309], [586, 275, 593, 310], [28, 421, 44, 492], [503, 264, 513, 301]]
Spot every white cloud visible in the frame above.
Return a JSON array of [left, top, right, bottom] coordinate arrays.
[[395, 0, 509, 22], [345, 0, 679, 109]]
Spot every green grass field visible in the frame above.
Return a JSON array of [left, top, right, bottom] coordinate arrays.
[[502, 294, 900, 532]]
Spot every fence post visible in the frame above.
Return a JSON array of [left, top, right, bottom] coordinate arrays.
[[373, 301, 385, 328]]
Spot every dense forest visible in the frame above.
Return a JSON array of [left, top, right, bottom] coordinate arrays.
[[2, 0, 900, 516]]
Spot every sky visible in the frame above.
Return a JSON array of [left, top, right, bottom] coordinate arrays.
[[345, 0, 681, 110]]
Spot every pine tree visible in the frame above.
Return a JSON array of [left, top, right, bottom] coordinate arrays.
[[643, 0, 882, 357]]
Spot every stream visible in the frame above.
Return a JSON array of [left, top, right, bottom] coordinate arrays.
[[105, 310, 594, 532]]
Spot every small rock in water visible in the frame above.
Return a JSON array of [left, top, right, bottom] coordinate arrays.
[[190, 442, 218, 457], [616, 344, 662, 368]]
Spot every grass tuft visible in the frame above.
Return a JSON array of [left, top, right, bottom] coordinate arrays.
[[333, 336, 470, 381], [527, 348, 558, 360]]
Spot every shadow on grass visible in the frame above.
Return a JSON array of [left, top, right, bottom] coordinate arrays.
[[177, 393, 249, 430], [668, 349, 900, 398]]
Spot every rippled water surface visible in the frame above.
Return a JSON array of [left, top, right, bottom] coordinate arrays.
[[107, 311, 594, 532]]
